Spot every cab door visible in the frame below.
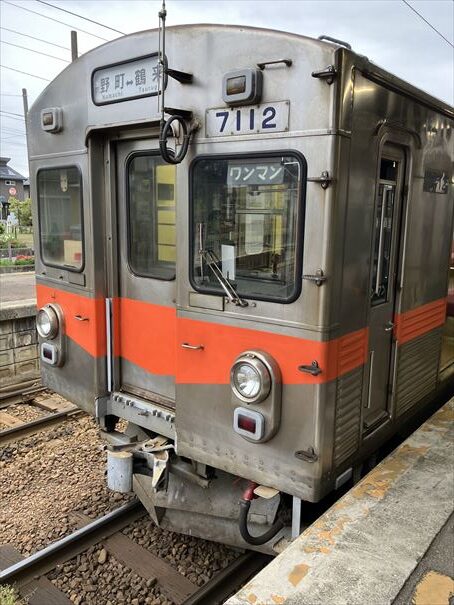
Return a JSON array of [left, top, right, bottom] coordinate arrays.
[[114, 140, 177, 407], [364, 146, 405, 431]]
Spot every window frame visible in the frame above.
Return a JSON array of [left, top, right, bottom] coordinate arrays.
[[37, 164, 85, 273], [189, 150, 307, 304], [125, 151, 177, 281]]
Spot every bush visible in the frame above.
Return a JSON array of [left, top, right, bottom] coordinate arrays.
[[0, 256, 34, 267], [0, 234, 19, 249], [15, 255, 35, 266], [0, 585, 27, 605]]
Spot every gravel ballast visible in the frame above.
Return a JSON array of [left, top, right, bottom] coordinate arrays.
[[0, 405, 238, 604], [0, 415, 131, 556]]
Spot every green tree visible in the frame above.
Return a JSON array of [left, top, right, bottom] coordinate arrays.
[[8, 197, 33, 228]]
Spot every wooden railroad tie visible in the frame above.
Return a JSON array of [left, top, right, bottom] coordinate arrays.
[[0, 545, 72, 605], [72, 512, 198, 605]]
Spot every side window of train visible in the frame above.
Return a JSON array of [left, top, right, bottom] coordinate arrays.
[[190, 153, 305, 303], [37, 166, 84, 271], [370, 158, 399, 305], [127, 154, 176, 280]]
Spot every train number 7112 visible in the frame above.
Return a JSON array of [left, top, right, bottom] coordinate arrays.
[[206, 101, 289, 137]]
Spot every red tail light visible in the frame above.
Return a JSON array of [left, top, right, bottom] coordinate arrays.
[[238, 414, 257, 433], [233, 407, 264, 441]]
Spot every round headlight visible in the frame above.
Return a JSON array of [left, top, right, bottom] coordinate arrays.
[[234, 364, 261, 398], [36, 305, 59, 339], [231, 356, 271, 403]]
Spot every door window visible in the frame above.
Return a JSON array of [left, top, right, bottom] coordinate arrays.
[[371, 159, 399, 305], [127, 154, 176, 280]]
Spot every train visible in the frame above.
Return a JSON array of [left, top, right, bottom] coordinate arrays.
[[27, 21, 453, 552]]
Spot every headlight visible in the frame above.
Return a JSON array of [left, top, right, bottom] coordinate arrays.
[[231, 356, 271, 403], [36, 305, 59, 339]]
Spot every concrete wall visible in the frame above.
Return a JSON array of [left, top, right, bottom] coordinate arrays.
[[0, 302, 39, 390]]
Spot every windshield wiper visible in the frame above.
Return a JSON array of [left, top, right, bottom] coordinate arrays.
[[197, 223, 248, 308]]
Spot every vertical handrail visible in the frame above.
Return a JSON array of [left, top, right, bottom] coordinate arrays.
[[105, 298, 113, 393], [366, 350, 375, 409]]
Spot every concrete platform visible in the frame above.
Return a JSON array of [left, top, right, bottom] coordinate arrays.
[[0, 271, 36, 305], [227, 399, 454, 605]]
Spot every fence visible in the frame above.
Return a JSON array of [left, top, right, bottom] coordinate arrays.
[[0, 246, 34, 260]]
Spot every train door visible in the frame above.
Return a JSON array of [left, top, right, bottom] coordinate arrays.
[[114, 140, 177, 407], [364, 145, 405, 431]]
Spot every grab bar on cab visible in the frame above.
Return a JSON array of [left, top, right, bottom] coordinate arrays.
[[181, 343, 204, 351]]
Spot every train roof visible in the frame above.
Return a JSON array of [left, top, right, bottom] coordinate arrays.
[[30, 23, 453, 120]]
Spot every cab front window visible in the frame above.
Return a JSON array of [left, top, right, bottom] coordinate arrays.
[[37, 166, 83, 271], [190, 153, 305, 303]]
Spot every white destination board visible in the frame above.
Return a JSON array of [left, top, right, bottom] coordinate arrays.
[[92, 55, 161, 105], [206, 101, 289, 137]]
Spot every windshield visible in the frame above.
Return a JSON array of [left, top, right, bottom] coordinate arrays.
[[37, 166, 83, 271], [191, 154, 304, 302]]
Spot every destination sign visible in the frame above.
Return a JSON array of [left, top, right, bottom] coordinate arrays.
[[92, 54, 163, 105]]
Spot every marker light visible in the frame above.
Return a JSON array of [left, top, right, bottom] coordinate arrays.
[[226, 75, 246, 95], [36, 305, 59, 339], [238, 414, 257, 433], [233, 407, 265, 441]]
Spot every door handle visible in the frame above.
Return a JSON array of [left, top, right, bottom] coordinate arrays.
[[74, 315, 89, 322], [384, 321, 394, 332], [181, 343, 204, 351]]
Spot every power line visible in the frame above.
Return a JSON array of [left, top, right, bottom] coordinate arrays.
[[0, 138, 27, 146], [1, 111, 24, 118], [0, 115, 25, 123], [2, 124, 26, 132], [0, 93, 23, 97], [36, 0, 126, 36], [1, 127, 26, 135], [402, 0, 454, 48], [0, 109, 24, 120], [1, 40, 70, 63], [3, 1, 110, 42], [1, 26, 71, 51], [0, 65, 51, 82]]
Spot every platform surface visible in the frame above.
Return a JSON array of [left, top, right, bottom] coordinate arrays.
[[227, 399, 454, 605], [0, 271, 36, 305]]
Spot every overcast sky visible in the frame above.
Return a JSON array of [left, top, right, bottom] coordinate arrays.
[[1, 0, 453, 177]]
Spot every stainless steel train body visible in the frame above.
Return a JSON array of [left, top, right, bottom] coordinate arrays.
[[28, 24, 454, 551]]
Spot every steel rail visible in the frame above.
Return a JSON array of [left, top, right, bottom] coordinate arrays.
[[0, 408, 81, 446], [182, 551, 272, 605], [0, 381, 44, 407], [0, 500, 144, 586]]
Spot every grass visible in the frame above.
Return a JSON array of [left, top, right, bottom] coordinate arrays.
[[0, 258, 34, 267], [15, 232, 34, 247], [0, 585, 27, 605]]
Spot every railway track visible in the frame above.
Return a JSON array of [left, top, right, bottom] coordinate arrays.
[[0, 500, 270, 605], [0, 388, 81, 446]]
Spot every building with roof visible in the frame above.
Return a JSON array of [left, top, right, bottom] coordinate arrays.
[[0, 157, 27, 220]]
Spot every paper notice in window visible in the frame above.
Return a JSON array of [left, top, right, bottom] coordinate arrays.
[[221, 244, 236, 280]]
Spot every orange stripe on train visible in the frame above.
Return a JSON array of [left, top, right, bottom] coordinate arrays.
[[176, 319, 368, 384], [114, 297, 176, 376], [36, 289, 449, 382], [36, 286, 369, 382], [36, 284, 106, 358], [394, 298, 447, 345]]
